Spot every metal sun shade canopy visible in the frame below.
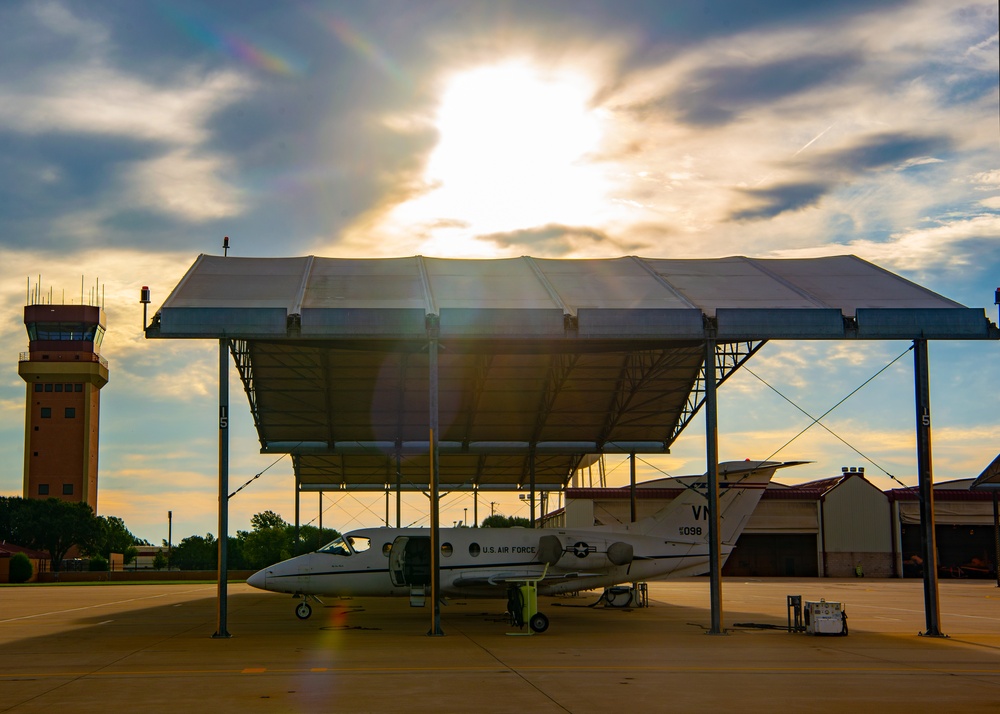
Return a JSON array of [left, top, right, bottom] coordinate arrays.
[[972, 453, 1000, 491], [146, 254, 996, 493]]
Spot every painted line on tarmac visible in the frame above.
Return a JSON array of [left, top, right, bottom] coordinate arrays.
[[0, 586, 214, 624], [846, 603, 1000, 622], [3, 664, 1000, 680]]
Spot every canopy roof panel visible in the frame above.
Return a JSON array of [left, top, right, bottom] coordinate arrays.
[[148, 254, 997, 491], [971, 453, 1000, 491]]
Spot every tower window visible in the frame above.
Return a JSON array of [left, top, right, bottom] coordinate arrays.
[[55, 384, 63, 393], [44, 384, 53, 392], [65, 407, 76, 418], [64, 383, 72, 391], [41, 407, 51, 418], [62, 484, 74, 496], [38, 484, 49, 495], [34, 384, 42, 392], [74, 384, 83, 392]]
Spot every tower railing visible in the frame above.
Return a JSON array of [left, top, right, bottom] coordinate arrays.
[[19, 351, 108, 368]]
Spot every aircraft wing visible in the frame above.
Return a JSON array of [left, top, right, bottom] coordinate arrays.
[[451, 570, 599, 588]]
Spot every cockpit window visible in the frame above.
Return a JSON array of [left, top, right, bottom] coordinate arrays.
[[318, 536, 353, 556], [347, 536, 371, 553]]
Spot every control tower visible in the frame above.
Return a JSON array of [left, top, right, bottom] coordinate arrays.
[[19, 293, 109, 510]]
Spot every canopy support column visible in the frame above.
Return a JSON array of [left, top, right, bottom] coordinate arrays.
[[427, 321, 443, 636], [630, 453, 637, 523], [395, 450, 402, 528], [294, 473, 300, 552], [213, 338, 231, 639], [705, 338, 724, 635], [914, 339, 945, 637], [530, 456, 536, 526]]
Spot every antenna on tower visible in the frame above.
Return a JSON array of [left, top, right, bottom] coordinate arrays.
[[223, 236, 230, 257]]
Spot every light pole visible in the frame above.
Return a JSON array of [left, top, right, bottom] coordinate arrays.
[[167, 510, 172, 570]]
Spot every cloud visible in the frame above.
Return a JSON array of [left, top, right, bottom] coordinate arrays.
[[0, 3, 255, 245], [808, 132, 954, 174], [769, 213, 1000, 274], [0, 65, 248, 146], [123, 148, 245, 220], [730, 181, 833, 220], [671, 53, 862, 127], [480, 223, 615, 255]]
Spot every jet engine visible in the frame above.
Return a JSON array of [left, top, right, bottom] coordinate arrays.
[[536, 535, 634, 569]]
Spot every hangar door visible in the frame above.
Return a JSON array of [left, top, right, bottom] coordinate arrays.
[[900, 525, 995, 578], [723, 534, 818, 577]]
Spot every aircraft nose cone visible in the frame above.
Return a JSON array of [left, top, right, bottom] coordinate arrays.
[[247, 569, 268, 590]]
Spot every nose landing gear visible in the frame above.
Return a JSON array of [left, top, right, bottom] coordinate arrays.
[[293, 594, 324, 620]]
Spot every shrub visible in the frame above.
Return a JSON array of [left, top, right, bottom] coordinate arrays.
[[88, 555, 109, 571], [9, 552, 33, 583]]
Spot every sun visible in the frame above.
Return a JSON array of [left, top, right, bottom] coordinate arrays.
[[386, 60, 611, 256]]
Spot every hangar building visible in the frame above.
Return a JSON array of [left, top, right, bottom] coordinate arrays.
[[553, 465, 998, 579]]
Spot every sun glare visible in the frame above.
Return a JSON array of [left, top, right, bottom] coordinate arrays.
[[389, 61, 610, 255]]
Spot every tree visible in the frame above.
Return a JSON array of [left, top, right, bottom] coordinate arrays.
[[251, 510, 288, 531], [87, 515, 140, 566], [240, 511, 295, 568], [13, 498, 102, 571], [481, 514, 532, 528], [0, 496, 33, 545], [297, 524, 339, 554], [152, 549, 167, 571], [226, 535, 247, 570], [170, 534, 217, 570], [242, 527, 291, 569]]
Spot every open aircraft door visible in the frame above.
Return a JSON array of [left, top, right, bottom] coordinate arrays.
[[389, 536, 431, 587]]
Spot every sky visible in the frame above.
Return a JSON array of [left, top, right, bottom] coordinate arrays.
[[0, 0, 998, 546]]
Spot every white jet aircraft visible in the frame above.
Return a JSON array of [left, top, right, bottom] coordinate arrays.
[[248, 460, 802, 631]]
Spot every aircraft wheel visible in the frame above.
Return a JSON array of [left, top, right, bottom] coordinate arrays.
[[295, 601, 313, 620], [529, 612, 549, 633]]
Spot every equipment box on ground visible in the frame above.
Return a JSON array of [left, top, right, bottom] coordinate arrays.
[[804, 600, 845, 635]]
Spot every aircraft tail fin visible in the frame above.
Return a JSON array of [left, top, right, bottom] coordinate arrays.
[[635, 460, 805, 544]]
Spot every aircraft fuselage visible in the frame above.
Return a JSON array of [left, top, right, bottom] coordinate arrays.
[[248, 525, 730, 599]]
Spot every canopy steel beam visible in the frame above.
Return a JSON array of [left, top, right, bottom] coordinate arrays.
[[670, 340, 766, 446]]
